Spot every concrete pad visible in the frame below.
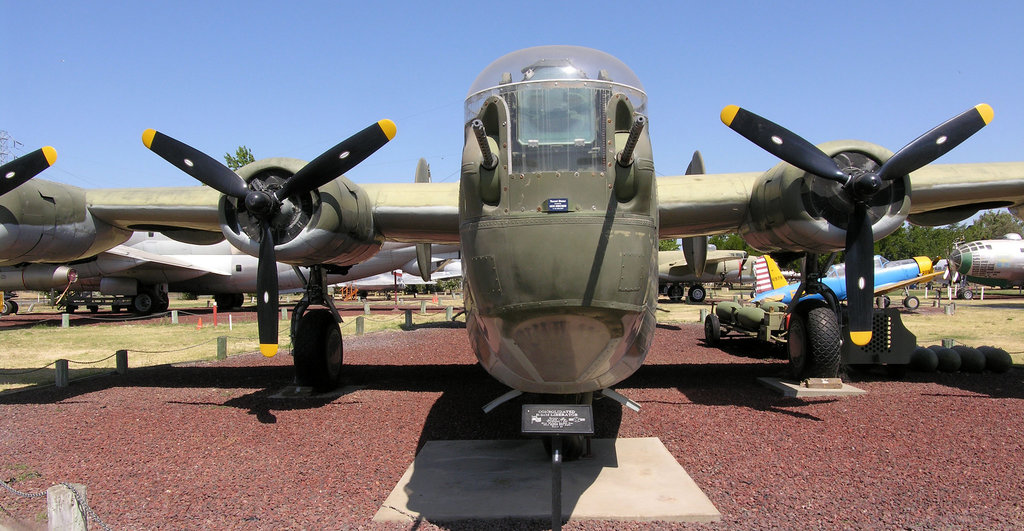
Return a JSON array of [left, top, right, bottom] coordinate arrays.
[[757, 377, 866, 397], [373, 437, 720, 523]]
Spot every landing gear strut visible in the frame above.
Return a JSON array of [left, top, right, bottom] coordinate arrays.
[[290, 265, 344, 391]]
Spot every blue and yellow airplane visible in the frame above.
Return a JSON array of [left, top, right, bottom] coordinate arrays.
[[752, 255, 942, 309]]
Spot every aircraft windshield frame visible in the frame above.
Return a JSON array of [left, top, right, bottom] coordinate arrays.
[[465, 45, 647, 122]]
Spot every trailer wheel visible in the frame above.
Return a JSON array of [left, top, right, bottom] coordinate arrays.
[[787, 307, 841, 380], [704, 313, 721, 345]]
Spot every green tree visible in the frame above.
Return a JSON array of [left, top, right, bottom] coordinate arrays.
[[224, 146, 255, 170], [960, 210, 1024, 242], [658, 239, 680, 251], [708, 233, 760, 256]]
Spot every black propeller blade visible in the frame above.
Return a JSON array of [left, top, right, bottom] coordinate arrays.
[[723, 104, 993, 345], [144, 120, 396, 356], [257, 223, 279, 356], [1, 146, 57, 196], [143, 130, 249, 198]]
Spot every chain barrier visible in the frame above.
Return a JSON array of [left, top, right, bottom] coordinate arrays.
[[0, 478, 112, 530]]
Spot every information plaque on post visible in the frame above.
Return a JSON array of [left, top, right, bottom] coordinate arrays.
[[522, 404, 594, 531], [521, 404, 594, 435]]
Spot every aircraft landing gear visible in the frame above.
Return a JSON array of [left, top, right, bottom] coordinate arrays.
[[541, 392, 592, 461], [290, 265, 345, 391], [787, 305, 841, 380], [687, 284, 706, 303], [1, 300, 17, 315], [666, 283, 684, 302]]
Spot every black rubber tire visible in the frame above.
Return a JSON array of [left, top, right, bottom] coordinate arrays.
[[153, 293, 169, 313], [132, 292, 154, 314], [688, 284, 706, 303], [9, 301, 17, 314], [959, 288, 974, 300], [1, 301, 12, 316], [903, 296, 920, 310], [704, 314, 721, 345], [881, 295, 891, 308], [667, 284, 683, 303], [787, 307, 841, 379], [65, 305, 77, 314], [88, 305, 99, 313], [293, 309, 344, 391]]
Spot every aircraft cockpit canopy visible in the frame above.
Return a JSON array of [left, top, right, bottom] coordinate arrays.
[[465, 46, 647, 174]]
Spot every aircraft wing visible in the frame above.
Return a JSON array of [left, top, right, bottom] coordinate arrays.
[[657, 162, 1024, 239], [874, 271, 944, 296], [101, 244, 234, 276], [84, 182, 462, 244]]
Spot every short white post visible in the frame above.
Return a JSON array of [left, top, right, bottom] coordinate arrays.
[[47, 483, 87, 531]]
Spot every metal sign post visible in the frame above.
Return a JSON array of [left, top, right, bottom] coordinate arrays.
[[522, 404, 594, 531]]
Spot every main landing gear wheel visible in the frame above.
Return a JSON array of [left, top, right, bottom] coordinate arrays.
[[667, 284, 684, 302], [542, 392, 592, 462], [1, 300, 16, 315], [293, 309, 343, 391], [786, 306, 841, 380], [131, 292, 154, 314], [688, 284, 706, 303], [903, 295, 920, 310]]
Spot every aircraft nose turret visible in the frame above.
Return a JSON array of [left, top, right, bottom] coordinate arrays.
[[949, 246, 971, 275]]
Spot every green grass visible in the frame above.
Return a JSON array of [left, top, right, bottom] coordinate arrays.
[[0, 305, 460, 394]]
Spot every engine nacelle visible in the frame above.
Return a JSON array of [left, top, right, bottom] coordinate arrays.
[[740, 140, 910, 253], [0, 264, 77, 290], [219, 158, 382, 266], [0, 180, 132, 266]]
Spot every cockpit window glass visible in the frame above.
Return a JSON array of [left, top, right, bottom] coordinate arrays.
[[516, 87, 596, 146]]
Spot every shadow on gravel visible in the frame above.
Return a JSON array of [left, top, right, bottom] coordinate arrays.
[[623, 360, 835, 421]]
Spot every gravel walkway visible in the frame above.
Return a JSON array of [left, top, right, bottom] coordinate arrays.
[[2, 324, 1022, 529]]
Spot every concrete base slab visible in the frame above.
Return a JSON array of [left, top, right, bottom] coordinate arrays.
[[373, 437, 720, 524], [757, 377, 866, 397], [269, 385, 361, 400]]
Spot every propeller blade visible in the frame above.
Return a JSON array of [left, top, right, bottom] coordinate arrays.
[[879, 104, 993, 181], [845, 202, 875, 346], [1, 147, 57, 195], [256, 223, 279, 357], [721, 105, 848, 183], [276, 119, 396, 199], [142, 129, 249, 198]]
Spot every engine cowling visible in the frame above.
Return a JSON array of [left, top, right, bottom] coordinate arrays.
[[0, 180, 132, 266], [740, 140, 910, 253], [219, 158, 382, 266]]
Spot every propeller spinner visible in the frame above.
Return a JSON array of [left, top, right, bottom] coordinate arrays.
[[1, 146, 57, 196], [143, 120, 396, 356], [723, 104, 992, 345]]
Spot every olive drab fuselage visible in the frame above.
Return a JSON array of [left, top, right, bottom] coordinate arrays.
[[458, 46, 659, 394]]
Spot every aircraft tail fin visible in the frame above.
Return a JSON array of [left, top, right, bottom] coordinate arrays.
[[753, 255, 788, 294]]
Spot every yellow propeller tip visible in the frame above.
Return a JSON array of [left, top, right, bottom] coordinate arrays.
[[142, 129, 157, 149], [975, 103, 994, 125], [260, 344, 278, 357], [849, 330, 872, 346], [720, 105, 740, 127], [378, 119, 397, 141], [42, 146, 57, 166]]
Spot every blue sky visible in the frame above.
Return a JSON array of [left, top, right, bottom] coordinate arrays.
[[3, 1, 1022, 189]]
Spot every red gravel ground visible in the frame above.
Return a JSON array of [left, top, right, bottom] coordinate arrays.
[[2, 322, 1023, 529]]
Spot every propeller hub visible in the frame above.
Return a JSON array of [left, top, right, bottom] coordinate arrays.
[[245, 190, 277, 217], [851, 172, 882, 199]]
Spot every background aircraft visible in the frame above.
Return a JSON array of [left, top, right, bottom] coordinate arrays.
[[0, 231, 457, 313], [948, 233, 1024, 295], [658, 248, 749, 303], [4, 46, 1024, 460], [752, 255, 942, 310], [337, 260, 462, 295]]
